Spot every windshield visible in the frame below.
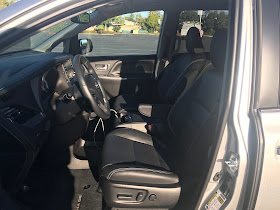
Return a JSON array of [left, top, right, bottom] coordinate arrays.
[[1, 19, 74, 55]]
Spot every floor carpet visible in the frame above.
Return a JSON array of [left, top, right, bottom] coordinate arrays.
[[15, 168, 102, 210]]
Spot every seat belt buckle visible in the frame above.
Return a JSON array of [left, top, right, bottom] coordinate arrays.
[[146, 124, 155, 135]]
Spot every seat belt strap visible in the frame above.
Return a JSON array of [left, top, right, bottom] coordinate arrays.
[[155, 58, 168, 80]]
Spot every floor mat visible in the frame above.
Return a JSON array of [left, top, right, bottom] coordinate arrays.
[[71, 169, 102, 210], [15, 169, 102, 210]]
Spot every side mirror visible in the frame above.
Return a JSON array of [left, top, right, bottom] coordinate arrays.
[[79, 39, 93, 55], [71, 13, 90, 24]]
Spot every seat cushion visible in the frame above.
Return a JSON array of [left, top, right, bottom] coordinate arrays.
[[101, 128, 178, 185]]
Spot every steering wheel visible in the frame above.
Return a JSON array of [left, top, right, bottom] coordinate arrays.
[[73, 55, 111, 119]]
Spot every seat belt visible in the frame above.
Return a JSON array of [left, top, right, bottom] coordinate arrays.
[[156, 35, 181, 80], [155, 58, 168, 80]]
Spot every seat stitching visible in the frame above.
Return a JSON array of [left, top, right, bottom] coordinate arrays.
[[107, 167, 174, 180], [101, 163, 113, 171]]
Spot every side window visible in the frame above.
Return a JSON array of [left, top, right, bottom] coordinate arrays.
[[175, 10, 228, 54], [78, 11, 164, 56], [51, 42, 64, 53]]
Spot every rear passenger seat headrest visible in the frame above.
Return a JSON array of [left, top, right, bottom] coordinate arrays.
[[210, 28, 228, 72], [186, 27, 204, 54]]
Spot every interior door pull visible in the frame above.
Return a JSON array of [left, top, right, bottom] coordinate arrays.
[[95, 64, 108, 71]]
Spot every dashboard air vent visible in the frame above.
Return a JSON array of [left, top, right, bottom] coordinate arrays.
[[0, 106, 36, 124]]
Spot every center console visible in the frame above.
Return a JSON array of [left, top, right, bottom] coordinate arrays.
[[115, 112, 148, 133], [114, 103, 172, 133]]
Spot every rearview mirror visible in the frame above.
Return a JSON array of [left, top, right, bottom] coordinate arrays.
[[71, 13, 90, 24]]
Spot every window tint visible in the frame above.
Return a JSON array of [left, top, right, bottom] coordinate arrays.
[[175, 10, 228, 53], [78, 11, 164, 56], [2, 19, 74, 55]]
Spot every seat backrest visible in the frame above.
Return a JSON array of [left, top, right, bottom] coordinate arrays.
[[157, 27, 206, 104], [166, 29, 228, 208]]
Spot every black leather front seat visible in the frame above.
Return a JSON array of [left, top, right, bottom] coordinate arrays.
[[113, 27, 206, 113], [100, 29, 228, 209], [100, 128, 180, 208]]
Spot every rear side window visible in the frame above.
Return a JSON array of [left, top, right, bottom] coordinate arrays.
[[175, 10, 228, 53], [78, 11, 164, 56]]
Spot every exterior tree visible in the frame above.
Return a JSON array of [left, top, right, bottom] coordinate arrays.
[[135, 13, 143, 25], [125, 13, 135, 22], [114, 16, 125, 25], [102, 18, 114, 28], [102, 16, 124, 31], [113, 25, 121, 33], [97, 11, 164, 34], [202, 10, 228, 35], [0, 0, 17, 9], [178, 10, 199, 31], [145, 11, 159, 33], [137, 15, 148, 31], [214, 11, 228, 30], [97, 25, 104, 30]]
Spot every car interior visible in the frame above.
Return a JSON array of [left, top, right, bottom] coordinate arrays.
[[0, 0, 232, 209]]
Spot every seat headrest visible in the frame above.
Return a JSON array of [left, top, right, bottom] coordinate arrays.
[[186, 27, 204, 54], [210, 29, 228, 72]]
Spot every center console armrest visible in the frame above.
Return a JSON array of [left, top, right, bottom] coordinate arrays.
[[138, 104, 172, 119]]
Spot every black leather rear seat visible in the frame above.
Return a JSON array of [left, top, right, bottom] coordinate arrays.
[[113, 27, 206, 113], [100, 29, 228, 209]]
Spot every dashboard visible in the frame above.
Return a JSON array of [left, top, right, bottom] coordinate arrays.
[[0, 52, 85, 192]]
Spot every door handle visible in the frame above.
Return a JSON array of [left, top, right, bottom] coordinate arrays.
[[95, 64, 108, 71]]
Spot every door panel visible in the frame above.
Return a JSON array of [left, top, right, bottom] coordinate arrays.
[[78, 10, 165, 100], [86, 55, 155, 99]]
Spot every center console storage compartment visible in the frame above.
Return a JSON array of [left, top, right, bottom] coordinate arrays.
[[115, 112, 147, 133]]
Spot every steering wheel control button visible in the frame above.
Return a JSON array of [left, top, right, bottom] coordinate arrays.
[[149, 194, 157, 201]]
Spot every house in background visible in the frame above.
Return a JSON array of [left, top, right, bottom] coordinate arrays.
[[124, 20, 135, 26]]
